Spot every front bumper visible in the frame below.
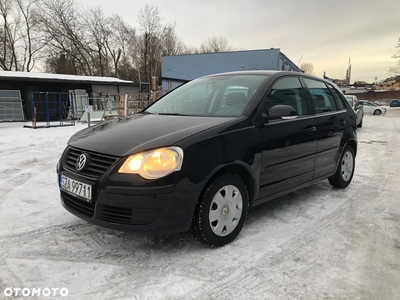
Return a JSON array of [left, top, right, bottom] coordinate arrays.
[[59, 168, 204, 235], [58, 146, 206, 234]]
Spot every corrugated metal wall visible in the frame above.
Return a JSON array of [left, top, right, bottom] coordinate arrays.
[[161, 49, 301, 91]]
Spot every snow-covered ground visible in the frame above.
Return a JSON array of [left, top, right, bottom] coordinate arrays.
[[1, 109, 400, 300]]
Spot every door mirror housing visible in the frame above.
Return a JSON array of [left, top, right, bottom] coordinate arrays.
[[266, 105, 298, 120]]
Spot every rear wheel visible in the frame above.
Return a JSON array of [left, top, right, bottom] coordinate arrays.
[[328, 145, 355, 189], [373, 109, 381, 115], [191, 173, 249, 247]]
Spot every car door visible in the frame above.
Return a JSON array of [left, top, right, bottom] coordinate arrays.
[[257, 76, 317, 200], [302, 78, 347, 179]]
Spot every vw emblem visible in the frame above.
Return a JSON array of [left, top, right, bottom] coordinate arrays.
[[76, 154, 87, 171]]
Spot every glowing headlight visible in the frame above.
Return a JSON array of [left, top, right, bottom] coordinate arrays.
[[118, 147, 184, 179]]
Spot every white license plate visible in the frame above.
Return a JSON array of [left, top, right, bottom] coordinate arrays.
[[60, 174, 92, 202]]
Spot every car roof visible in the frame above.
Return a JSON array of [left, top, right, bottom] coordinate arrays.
[[202, 70, 336, 85], [204, 70, 294, 77]]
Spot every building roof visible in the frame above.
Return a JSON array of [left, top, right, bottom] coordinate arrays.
[[0, 71, 136, 86], [163, 48, 281, 58]]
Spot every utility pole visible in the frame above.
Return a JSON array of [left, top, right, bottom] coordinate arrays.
[[298, 55, 303, 66]]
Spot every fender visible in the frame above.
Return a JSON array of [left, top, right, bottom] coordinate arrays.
[[203, 160, 259, 205], [333, 138, 357, 173]]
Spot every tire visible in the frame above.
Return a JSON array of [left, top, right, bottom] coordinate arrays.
[[328, 145, 355, 189], [357, 117, 363, 128], [373, 109, 381, 115], [191, 173, 249, 247]]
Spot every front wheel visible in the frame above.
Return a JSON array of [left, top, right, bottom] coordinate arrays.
[[373, 109, 381, 115], [191, 173, 249, 247], [328, 145, 355, 189]]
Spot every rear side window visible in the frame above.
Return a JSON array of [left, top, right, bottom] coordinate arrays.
[[264, 77, 308, 116], [303, 78, 337, 113], [327, 85, 345, 110]]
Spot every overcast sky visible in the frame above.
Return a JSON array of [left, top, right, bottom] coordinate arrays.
[[83, 0, 399, 83]]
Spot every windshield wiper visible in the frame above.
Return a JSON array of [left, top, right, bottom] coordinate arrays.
[[139, 111, 153, 114]]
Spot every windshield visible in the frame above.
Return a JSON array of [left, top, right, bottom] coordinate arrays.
[[145, 74, 269, 117]]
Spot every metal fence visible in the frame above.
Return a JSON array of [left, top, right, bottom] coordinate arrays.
[[0, 90, 24, 121], [29, 92, 75, 128], [26, 91, 159, 128]]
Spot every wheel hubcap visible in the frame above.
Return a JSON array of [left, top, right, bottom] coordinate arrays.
[[341, 151, 354, 182], [222, 205, 230, 215], [209, 185, 243, 237]]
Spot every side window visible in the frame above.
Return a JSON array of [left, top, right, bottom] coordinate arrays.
[[303, 78, 337, 113], [264, 77, 308, 116], [327, 85, 345, 110]]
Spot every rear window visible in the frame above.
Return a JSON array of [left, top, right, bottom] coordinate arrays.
[[327, 85, 345, 110], [303, 78, 337, 113]]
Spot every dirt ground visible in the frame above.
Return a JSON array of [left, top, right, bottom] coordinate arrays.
[[0, 109, 399, 300]]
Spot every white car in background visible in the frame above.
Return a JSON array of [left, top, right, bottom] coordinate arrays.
[[359, 100, 386, 115]]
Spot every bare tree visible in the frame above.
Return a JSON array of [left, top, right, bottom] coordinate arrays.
[[389, 37, 400, 75], [38, 1, 118, 77], [161, 24, 185, 56], [300, 62, 315, 74], [37, 0, 93, 75], [107, 14, 136, 79], [0, 0, 237, 82], [38, 0, 142, 80], [181, 45, 200, 55], [200, 36, 232, 53], [134, 4, 165, 82], [0, 0, 44, 71], [133, 4, 186, 82]]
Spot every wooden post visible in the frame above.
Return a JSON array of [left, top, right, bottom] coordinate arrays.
[[124, 93, 128, 116], [33, 107, 37, 129]]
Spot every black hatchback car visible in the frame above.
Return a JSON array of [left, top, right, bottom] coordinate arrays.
[[57, 71, 357, 247]]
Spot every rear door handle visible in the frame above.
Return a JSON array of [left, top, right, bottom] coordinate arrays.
[[307, 126, 316, 132]]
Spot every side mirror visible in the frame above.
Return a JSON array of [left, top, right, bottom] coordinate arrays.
[[266, 105, 298, 120]]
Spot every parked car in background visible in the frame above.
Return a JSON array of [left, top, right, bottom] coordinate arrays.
[[390, 99, 400, 107], [359, 100, 386, 115], [57, 71, 358, 247], [345, 95, 364, 127]]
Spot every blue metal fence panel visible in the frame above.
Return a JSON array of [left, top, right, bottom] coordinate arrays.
[[30, 92, 75, 128]]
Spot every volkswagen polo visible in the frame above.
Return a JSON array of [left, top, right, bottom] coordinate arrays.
[[57, 71, 357, 247]]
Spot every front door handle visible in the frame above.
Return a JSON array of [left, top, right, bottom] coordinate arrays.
[[307, 126, 316, 132], [340, 119, 346, 126]]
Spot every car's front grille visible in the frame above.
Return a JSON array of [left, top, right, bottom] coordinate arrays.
[[62, 192, 95, 218], [100, 205, 163, 225], [64, 147, 118, 178]]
